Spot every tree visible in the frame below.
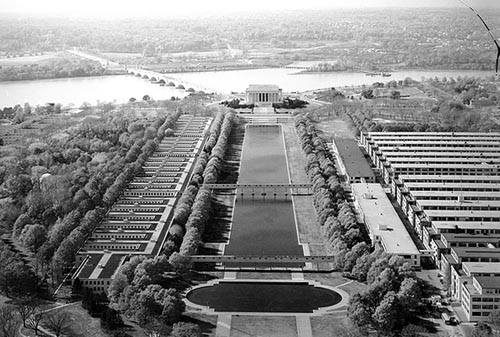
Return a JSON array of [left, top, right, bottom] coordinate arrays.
[[24, 102, 32, 115], [400, 324, 427, 337], [348, 293, 372, 328], [12, 107, 25, 124], [170, 322, 202, 337], [0, 306, 18, 337], [472, 323, 494, 337], [129, 97, 136, 103], [143, 95, 151, 101], [372, 291, 402, 333], [397, 278, 421, 312], [361, 89, 374, 99], [26, 306, 44, 336], [489, 309, 500, 327], [44, 311, 71, 337], [343, 242, 369, 273], [0, 257, 37, 297], [168, 252, 192, 274], [160, 292, 185, 325], [100, 307, 124, 331], [20, 224, 47, 253], [12, 213, 32, 237], [390, 90, 401, 99], [16, 301, 36, 328]]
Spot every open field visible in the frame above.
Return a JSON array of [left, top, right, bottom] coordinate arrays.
[[52, 304, 110, 337], [100, 52, 142, 58], [0, 52, 60, 66], [293, 196, 325, 246], [311, 314, 355, 337], [0, 53, 57, 66], [236, 271, 292, 280], [306, 272, 366, 292], [230, 315, 298, 337], [315, 118, 355, 140], [183, 312, 217, 337]]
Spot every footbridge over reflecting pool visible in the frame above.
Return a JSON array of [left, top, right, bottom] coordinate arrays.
[[191, 255, 335, 271], [204, 183, 312, 196]]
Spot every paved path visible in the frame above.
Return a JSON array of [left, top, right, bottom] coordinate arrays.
[[336, 280, 353, 288], [224, 271, 237, 280], [215, 314, 232, 337], [296, 315, 313, 337], [253, 107, 276, 114]]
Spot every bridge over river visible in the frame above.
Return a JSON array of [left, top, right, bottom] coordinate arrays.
[[66, 49, 221, 95], [126, 67, 220, 94]]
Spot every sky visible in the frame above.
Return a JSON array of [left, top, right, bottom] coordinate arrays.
[[0, 0, 499, 18]]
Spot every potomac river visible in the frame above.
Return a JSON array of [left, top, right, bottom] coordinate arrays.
[[0, 68, 494, 108]]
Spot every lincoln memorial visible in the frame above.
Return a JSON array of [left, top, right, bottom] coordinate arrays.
[[245, 84, 283, 105]]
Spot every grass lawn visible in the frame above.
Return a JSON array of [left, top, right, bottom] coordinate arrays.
[[308, 244, 327, 255], [282, 123, 325, 248], [230, 315, 298, 337], [183, 312, 217, 337], [281, 123, 309, 184], [0, 51, 72, 66], [305, 272, 364, 290], [311, 314, 356, 337], [293, 196, 324, 246], [236, 271, 291, 280], [51, 303, 111, 337]]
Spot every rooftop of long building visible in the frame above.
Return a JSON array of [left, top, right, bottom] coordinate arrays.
[[366, 132, 500, 137], [451, 246, 500, 258], [441, 233, 500, 243], [475, 276, 500, 289], [351, 183, 420, 256], [416, 199, 500, 208], [463, 262, 500, 275], [410, 190, 500, 198], [432, 221, 500, 230], [398, 174, 500, 182], [333, 138, 375, 179]]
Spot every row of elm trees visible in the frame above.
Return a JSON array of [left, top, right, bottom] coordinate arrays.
[[52, 109, 183, 274], [295, 114, 369, 272], [163, 109, 235, 260], [295, 114, 424, 335]]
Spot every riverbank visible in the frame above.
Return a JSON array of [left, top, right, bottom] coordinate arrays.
[[0, 75, 188, 108], [146, 64, 275, 74], [0, 70, 127, 83], [295, 67, 497, 77]]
